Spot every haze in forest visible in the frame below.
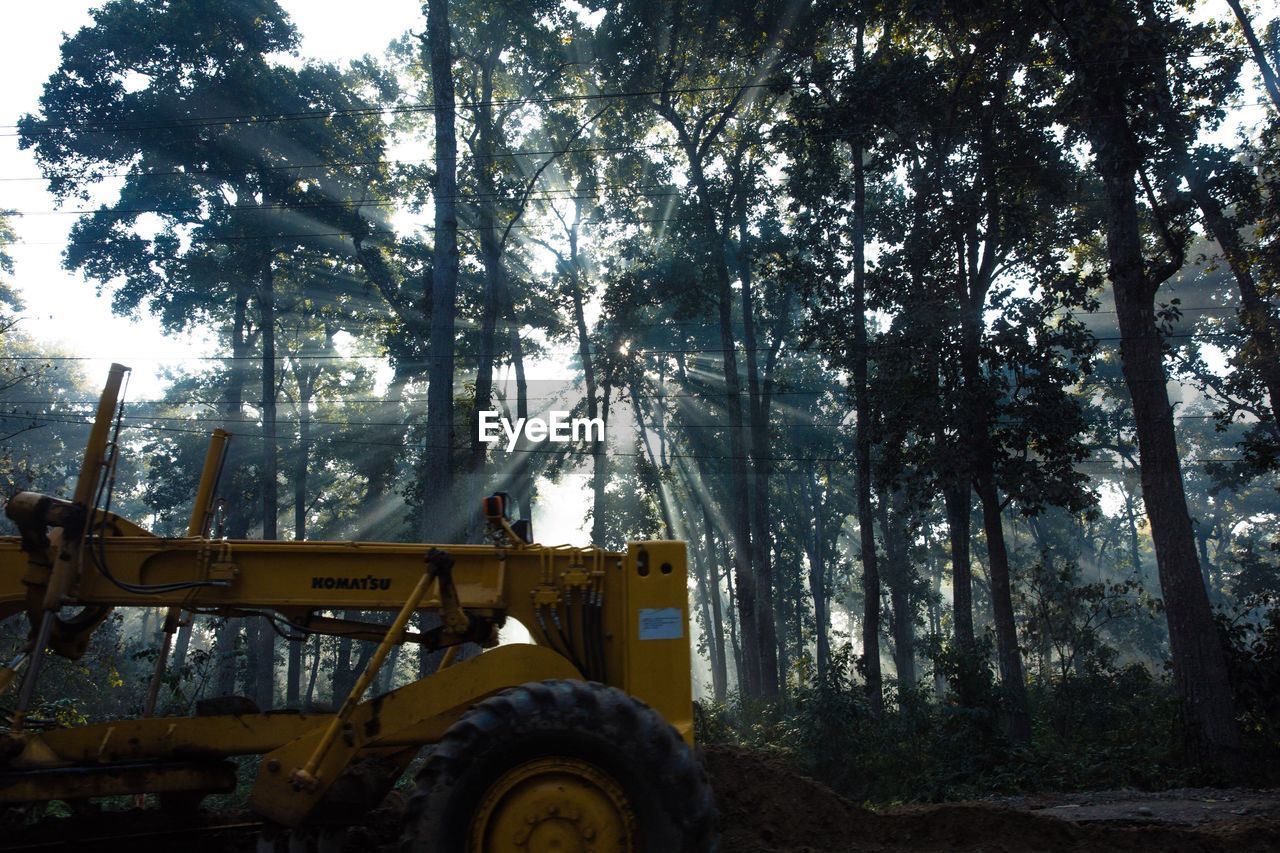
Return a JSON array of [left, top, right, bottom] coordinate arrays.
[[1, 0, 1279, 797]]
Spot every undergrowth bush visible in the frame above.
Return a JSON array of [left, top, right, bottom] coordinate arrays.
[[695, 639, 1188, 803], [1218, 594, 1280, 773]]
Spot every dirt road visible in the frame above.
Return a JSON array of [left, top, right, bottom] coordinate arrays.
[[7, 748, 1280, 851], [707, 747, 1280, 852]]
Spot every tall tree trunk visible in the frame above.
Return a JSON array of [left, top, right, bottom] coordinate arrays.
[[927, 556, 947, 699], [879, 489, 916, 690], [690, 533, 720, 700], [631, 380, 678, 538], [944, 482, 975, 649], [498, 276, 533, 513], [1123, 482, 1144, 576], [253, 253, 278, 711], [655, 123, 764, 694], [975, 477, 1031, 741], [379, 644, 401, 695], [286, 383, 311, 708], [735, 187, 780, 696], [213, 619, 241, 699], [213, 284, 251, 697], [468, 60, 503, 536], [304, 633, 321, 709], [511, 317, 530, 510], [657, 362, 668, 468], [294, 386, 311, 541], [170, 617, 193, 689], [803, 470, 831, 683], [684, 149, 768, 697], [563, 201, 609, 545], [791, 565, 803, 677], [848, 83, 882, 712], [567, 234, 610, 545], [332, 613, 354, 705], [702, 504, 728, 702], [286, 632, 302, 709], [1108, 220, 1241, 770], [261, 258, 278, 541], [889, 570, 914, 690], [775, 563, 790, 687], [594, 381, 611, 545], [955, 84, 1027, 733], [1195, 522, 1220, 599], [353, 373, 410, 541], [423, 0, 460, 541], [721, 537, 744, 694], [140, 608, 156, 644], [1055, 1, 1243, 768]]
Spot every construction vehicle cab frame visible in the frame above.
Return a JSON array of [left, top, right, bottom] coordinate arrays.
[[0, 364, 715, 852]]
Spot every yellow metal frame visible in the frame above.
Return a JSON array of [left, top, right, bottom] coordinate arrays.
[[0, 364, 696, 828], [251, 644, 580, 824]]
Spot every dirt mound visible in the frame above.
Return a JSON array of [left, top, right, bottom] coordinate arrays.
[[703, 746, 1280, 852], [705, 746, 880, 851]]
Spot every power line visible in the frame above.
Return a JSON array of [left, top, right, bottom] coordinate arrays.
[[0, 328, 1253, 363], [2, 183, 690, 218], [292, 306, 1248, 326], [2, 409, 1252, 468], [1, 394, 1251, 433], [0, 213, 715, 241], [3, 80, 788, 138], [0, 173, 1114, 218], [0, 130, 858, 182], [0, 182, 1259, 265], [2, 44, 1258, 137], [6, 105, 1269, 215], [5, 193, 665, 220], [5, 93, 1261, 186], [0, 408, 1230, 430], [0, 395, 1237, 419]]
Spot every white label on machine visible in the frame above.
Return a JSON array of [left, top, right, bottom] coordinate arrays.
[[638, 608, 683, 640]]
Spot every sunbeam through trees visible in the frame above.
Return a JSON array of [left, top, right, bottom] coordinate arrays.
[[2, 0, 1280, 844]]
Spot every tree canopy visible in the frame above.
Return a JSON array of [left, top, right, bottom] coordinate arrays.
[[4, 0, 1280, 792]]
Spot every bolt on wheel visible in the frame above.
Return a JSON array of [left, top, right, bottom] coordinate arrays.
[[470, 755, 638, 851]]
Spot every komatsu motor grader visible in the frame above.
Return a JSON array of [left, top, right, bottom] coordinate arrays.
[[0, 365, 715, 852]]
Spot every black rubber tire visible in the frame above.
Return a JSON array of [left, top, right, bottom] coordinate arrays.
[[400, 679, 717, 853]]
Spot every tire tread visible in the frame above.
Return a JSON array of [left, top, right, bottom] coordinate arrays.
[[400, 679, 716, 853]]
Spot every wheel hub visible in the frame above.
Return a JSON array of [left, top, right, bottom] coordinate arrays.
[[470, 756, 637, 853]]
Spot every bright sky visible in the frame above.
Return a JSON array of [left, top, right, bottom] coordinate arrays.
[[3, 2, 1270, 556], [0, 1, 421, 397], [0, 1, 599, 547]]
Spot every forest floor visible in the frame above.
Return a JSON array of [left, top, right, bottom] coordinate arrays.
[[8, 748, 1280, 851], [707, 747, 1280, 852]]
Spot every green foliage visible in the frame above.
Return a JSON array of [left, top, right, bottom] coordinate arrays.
[[1026, 664, 1185, 790], [0, 612, 139, 725], [0, 330, 135, 522], [0, 210, 18, 311], [3, 0, 1278, 800], [1218, 595, 1280, 771], [697, 639, 1187, 802], [1018, 556, 1157, 685]]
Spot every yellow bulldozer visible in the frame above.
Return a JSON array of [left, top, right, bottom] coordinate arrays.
[[0, 364, 715, 852]]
